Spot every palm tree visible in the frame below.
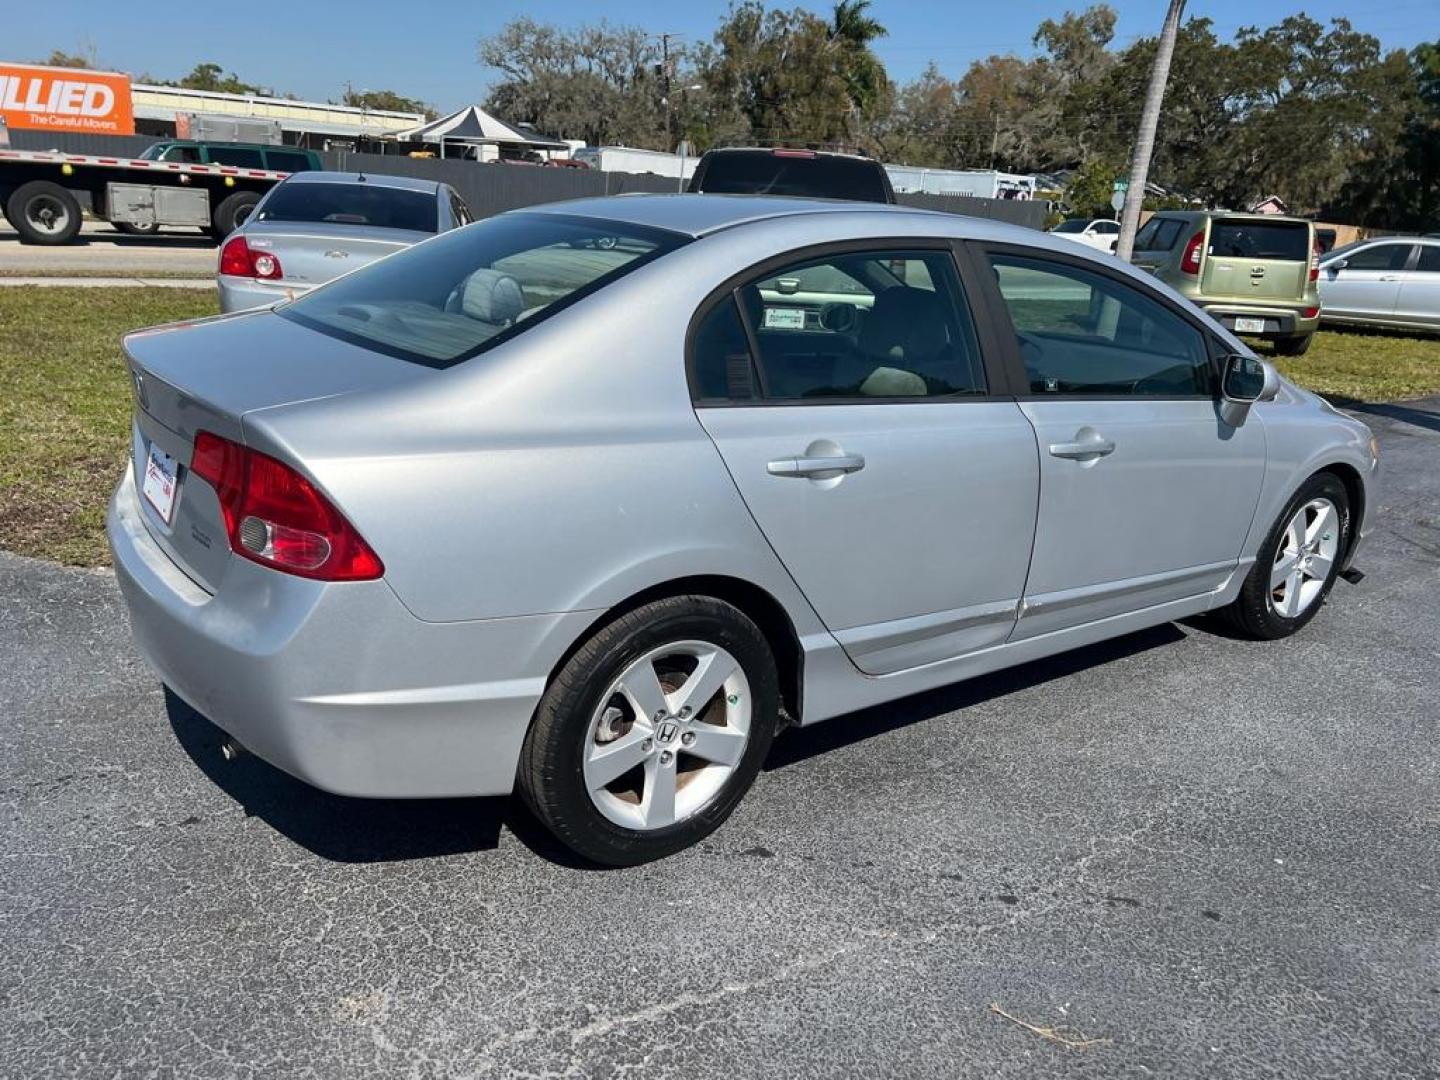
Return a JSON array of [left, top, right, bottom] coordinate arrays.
[[829, 0, 889, 124]]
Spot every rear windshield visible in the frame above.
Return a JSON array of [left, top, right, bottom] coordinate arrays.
[[1133, 217, 1186, 252], [691, 152, 890, 203], [280, 212, 687, 368], [256, 182, 438, 232], [1052, 219, 1089, 233], [1208, 221, 1309, 261]]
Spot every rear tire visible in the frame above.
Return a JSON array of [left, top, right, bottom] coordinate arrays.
[[519, 596, 780, 866], [5, 181, 82, 245], [1273, 333, 1314, 357], [1216, 472, 1349, 640], [114, 221, 161, 236], [211, 190, 260, 237]]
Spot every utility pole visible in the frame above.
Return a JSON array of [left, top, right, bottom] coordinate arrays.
[[989, 110, 1000, 170], [661, 33, 675, 152], [1114, 0, 1186, 261]]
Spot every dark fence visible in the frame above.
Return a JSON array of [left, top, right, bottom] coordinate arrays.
[[7, 129, 1046, 229], [896, 191, 1048, 230], [316, 151, 680, 218]]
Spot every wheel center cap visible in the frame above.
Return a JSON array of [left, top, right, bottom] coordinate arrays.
[[655, 719, 681, 746]]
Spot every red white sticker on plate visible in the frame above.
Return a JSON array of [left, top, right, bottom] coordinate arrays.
[[142, 443, 178, 524]]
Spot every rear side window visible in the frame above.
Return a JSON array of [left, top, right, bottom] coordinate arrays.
[[1208, 221, 1309, 261], [693, 249, 984, 402], [1344, 244, 1414, 272], [208, 146, 265, 169], [1419, 246, 1440, 273], [282, 212, 686, 368], [265, 150, 313, 173], [158, 145, 200, 163], [1134, 217, 1185, 252], [988, 253, 1212, 397], [692, 152, 890, 203], [256, 182, 439, 232]]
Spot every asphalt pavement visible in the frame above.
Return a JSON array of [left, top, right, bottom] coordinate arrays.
[[0, 218, 217, 275], [3, 399, 1438, 1078]]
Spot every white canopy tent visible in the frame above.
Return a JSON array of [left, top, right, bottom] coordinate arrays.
[[387, 105, 569, 160]]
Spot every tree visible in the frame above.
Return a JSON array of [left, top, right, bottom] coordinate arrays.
[[829, 0, 890, 123], [698, 3, 864, 148], [39, 48, 95, 69], [342, 88, 434, 119], [159, 63, 273, 96], [478, 18, 672, 148], [1116, 0, 1185, 260]]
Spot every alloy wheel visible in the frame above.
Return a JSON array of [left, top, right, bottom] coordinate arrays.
[[583, 640, 751, 831], [1269, 497, 1340, 618]]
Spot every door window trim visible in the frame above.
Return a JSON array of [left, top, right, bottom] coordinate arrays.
[[964, 239, 1227, 402], [686, 237, 1006, 408]]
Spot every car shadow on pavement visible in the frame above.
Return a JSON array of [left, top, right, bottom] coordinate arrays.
[[765, 623, 1187, 771], [1332, 396, 1440, 435], [164, 689, 584, 867]]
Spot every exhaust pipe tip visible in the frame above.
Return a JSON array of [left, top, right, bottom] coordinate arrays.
[[219, 738, 245, 762]]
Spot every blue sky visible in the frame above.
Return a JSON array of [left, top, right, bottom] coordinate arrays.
[[9, 0, 1436, 114]]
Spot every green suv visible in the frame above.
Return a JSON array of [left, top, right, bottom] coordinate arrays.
[[1130, 211, 1321, 355]]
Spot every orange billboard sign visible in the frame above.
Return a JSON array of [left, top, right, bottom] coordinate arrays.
[[0, 63, 134, 135]]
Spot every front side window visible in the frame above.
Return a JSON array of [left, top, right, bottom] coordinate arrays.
[[1343, 244, 1414, 272], [158, 145, 200, 163], [1093, 221, 1121, 235], [988, 253, 1212, 397], [256, 182, 439, 232], [694, 249, 985, 402], [282, 212, 685, 368]]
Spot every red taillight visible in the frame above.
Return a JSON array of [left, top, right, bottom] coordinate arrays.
[[1309, 241, 1321, 283], [189, 431, 382, 581], [1301, 306, 1319, 319], [1180, 230, 1205, 275], [218, 235, 283, 280]]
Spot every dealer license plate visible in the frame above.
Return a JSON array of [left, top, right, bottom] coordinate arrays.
[[142, 443, 178, 524], [1233, 317, 1267, 333]]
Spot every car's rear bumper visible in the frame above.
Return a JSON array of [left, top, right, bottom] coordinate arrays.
[[1202, 304, 1320, 339], [216, 275, 313, 314], [107, 464, 588, 798]]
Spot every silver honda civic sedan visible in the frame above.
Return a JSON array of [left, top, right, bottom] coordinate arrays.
[[108, 195, 1378, 865]]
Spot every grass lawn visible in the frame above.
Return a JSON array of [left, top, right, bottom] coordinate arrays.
[[0, 286, 1437, 568], [0, 287, 218, 566], [1253, 327, 1440, 403]]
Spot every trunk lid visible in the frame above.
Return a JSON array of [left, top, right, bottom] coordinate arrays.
[[123, 309, 432, 592], [1200, 218, 1312, 302], [238, 221, 429, 288]]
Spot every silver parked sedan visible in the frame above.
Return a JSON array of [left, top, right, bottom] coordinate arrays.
[[1318, 236, 1440, 332], [217, 171, 472, 313], [109, 195, 1378, 865]]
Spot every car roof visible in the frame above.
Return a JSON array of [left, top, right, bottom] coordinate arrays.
[[701, 146, 879, 163], [523, 192, 1040, 242], [280, 171, 440, 193]]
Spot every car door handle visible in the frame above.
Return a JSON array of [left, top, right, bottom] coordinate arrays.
[[767, 453, 866, 478], [1048, 437, 1115, 460], [1378, 275, 1401, 282]]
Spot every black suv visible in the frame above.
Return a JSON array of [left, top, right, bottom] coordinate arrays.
[[687, 147, 895, 204]]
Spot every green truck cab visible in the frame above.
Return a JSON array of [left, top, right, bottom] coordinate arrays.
[[138, 141, 322, 174], [1130, 211, 1321, 356]]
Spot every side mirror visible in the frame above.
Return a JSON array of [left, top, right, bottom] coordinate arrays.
[[1219, 353, 1280, 426], [1329, 258, 1347, 272]]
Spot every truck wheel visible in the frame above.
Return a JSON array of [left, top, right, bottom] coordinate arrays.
[[211, 191, 260, 237], [5, 181, 83, 245], [114, 221, 161, 237]]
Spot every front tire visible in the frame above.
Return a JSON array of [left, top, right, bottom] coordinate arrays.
[[519, 596, 780, 866], [114, 221, 161, 236], [1217, 472, 1349, 639], [5, 180, 82, 245]]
